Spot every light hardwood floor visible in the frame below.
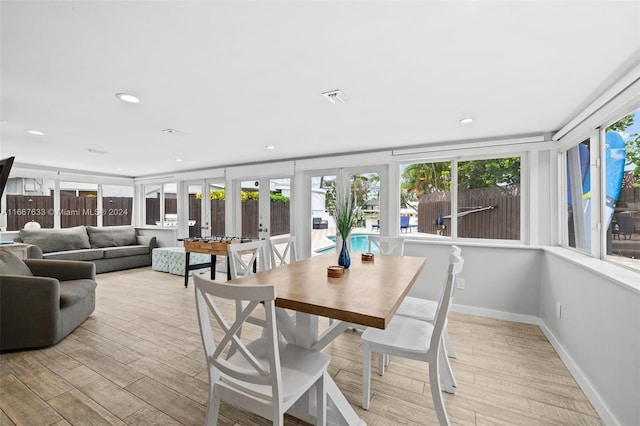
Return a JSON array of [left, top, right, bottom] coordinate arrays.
[[0, 267, 603, 426]]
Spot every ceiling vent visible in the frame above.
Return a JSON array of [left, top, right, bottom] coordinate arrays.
[[322, 90, 348, 104], [85, 148, 108, 154]]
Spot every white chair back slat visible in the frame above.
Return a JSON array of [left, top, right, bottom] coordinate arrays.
[[367, 236, 405, 255], [228, 240, 270, 280], [269, 236, 298, 268]]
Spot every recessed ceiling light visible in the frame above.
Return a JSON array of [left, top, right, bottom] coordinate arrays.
[[460, 118, 474, 124], [26, 129, 45, 135], [176, 158, 183, 162], [115, 93, 141, 104], [265, 145, 275, 150], [116, 168, 123, 171]]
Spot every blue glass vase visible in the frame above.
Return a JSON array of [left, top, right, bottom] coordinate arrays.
[[338, 238, 351, 269]]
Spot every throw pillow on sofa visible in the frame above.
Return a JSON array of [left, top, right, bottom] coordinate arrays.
[[0, 250, 33, 276], [86, 226, 137, 248], [19, 226, 91, 253]]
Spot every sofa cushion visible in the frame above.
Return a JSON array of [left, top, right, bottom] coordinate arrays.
[[43, 249, 105, 261], [87, 226, 137, 248], [0, 250, 33, 276], [19, 226, 91, 253], [102, 245, 150, 259], [59, 279, 97, 308]]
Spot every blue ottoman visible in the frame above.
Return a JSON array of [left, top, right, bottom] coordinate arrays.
[[152, 247, 211, 276]]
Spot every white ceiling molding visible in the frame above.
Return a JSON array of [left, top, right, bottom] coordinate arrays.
[[555, 77, 640, 151], [391, 135, 548, 157], [553, 63, 640, 141]]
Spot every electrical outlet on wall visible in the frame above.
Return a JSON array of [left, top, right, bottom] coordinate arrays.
[[456, 278, 465, 290]]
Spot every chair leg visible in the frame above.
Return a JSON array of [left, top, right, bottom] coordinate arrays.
[[439, 345, 456, 393], [362, 344, 371, 410], [315, 373, 327, 426], [377, 352, 386, 376], [205, 392, 220, 426], [429, 356, 451, 426], [443, 327, 457, 358]]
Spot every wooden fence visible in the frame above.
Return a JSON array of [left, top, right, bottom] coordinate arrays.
[[6, 195, 132, 230], [418, 186, 520, 240]]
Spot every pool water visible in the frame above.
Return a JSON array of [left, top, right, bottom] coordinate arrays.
[[315, 234, 379, 254]]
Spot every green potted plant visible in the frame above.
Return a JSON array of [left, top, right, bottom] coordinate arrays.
[[333, 190, 357, 268]]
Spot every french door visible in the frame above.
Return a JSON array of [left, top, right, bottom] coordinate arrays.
[[235, 177, 292, 240], [186, 179, 226, 238]]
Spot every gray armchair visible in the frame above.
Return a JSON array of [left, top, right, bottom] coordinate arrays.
[[0, 252, 97, 351]]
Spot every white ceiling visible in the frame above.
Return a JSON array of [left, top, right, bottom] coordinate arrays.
[[1, 1, 639, 178]]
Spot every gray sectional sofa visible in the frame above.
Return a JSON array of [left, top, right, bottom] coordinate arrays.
[[16, 226, 157, 273]]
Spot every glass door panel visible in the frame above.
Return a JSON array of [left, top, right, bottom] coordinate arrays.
[[240, 180, 260, 239], [310, 174, 336, 254], [187, 184, 202, 238], [269, 177, 291, 237], [207, 181, 226, 237]]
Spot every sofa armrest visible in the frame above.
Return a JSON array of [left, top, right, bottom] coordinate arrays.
[[27, 244, 44, 259], [0, 275, 61, 350], [137, 235, 157, 249], [24, 259, 96, 281]]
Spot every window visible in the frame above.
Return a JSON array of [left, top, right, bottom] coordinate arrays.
[[565, 140, 591, 252], [351, 172, 380, 235], [102, 185, 133, 226], [59, 181, 98, 228], [400, 156, 522, 240], [401, 161, 451, 237], [457, 158, 521, 240], [605, 108, 639, 269], [145, 183, 177, 226], [4, 176, 54, 230]]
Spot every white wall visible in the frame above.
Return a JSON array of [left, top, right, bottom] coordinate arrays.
[[404, 240, 541, 323], [539, 249, 640, 426]]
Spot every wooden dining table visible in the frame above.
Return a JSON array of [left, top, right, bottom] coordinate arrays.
[[228, 251, 427, 426]]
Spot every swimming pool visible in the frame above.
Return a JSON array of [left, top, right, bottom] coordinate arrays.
[[314, 234, 379, 254]]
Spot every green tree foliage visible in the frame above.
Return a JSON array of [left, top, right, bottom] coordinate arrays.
[[608, 113, 640, 180], [195, 189, 289, 202], [269, 193, 290, 203], [400, 158, 520, 201], [458, 158, 520, 189], [321, 174, 379, 215]]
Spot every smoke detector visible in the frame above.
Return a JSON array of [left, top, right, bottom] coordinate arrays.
[[322, 90, 348, 104]]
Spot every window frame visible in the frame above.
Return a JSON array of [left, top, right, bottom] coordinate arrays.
[[397, 151, 527, 244]]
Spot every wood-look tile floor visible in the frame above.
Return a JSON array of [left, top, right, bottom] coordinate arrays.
[[0, 267, 603, 426]]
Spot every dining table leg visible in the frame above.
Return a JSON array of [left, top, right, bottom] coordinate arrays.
[[287, 312, 367, 426]]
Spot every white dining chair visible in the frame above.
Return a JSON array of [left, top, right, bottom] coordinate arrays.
[[396, 245, 462, 360], [193, 274, 329, 425], [268, 235, 300, 337], [361, 248, 464, 426], [367, 235, 405, 255], [229, 239, 296, 344], [269, 235, 298, 268], [227, 240, 270, 280], [369, 238, 456, 392]]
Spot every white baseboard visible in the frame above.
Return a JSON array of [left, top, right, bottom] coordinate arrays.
[[537, 320, 619, 426], [451, 303, 539, 325]]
